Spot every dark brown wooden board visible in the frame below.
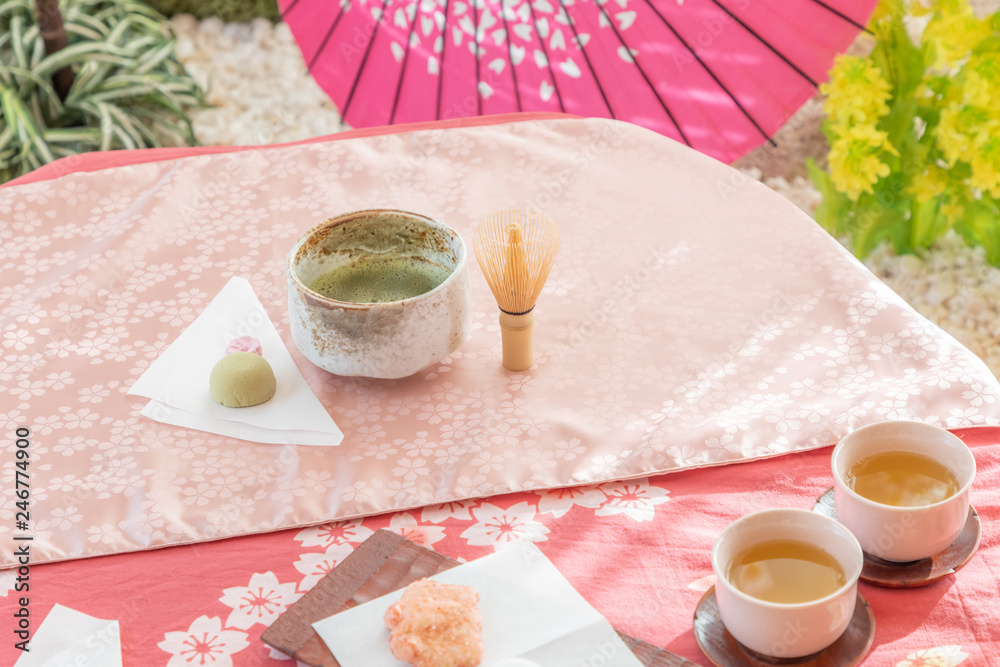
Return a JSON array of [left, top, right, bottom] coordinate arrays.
[[262, 529, 703, 667]]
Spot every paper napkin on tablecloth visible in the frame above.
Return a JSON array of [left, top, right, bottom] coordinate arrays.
[[14, 604, 122, 667], [312, 542, 644, 667], [128, 277, 344, 446]]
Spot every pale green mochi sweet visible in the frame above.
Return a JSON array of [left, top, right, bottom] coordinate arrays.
[[209, 352, 276, 407]]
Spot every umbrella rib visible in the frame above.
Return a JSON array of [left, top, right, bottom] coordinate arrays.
[[341, 0, 392, 122], [526, 0, 565, 113], [500, 1, 523, 112], [554, 0, 615, 118], [643, 0, 774, 147], [389, 1, 423, 123], [305, 0, 349, 71], [708, 0, 818, 87], [594, 0, 690, 146], [279, 0, 304, 19], [807, 0, 872, 33], [474, 0, 483, 116], [437, 0, 452, 120]]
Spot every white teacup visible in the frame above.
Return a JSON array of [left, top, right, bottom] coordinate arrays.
[[711, 509, 863, 659], [832, 421, 975, 562]]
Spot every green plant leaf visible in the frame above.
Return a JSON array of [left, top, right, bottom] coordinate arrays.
[[972, 35, 1000, 55], [34, 42, 133, 79], [807, 157, 847, 235], [43, 126, 102, 143], [882, 99, 918, 153], [852, 198, 907, 259], [910, 199, 944, 248], [965, 200, 1000, 264], [871, 6, 925, 102]]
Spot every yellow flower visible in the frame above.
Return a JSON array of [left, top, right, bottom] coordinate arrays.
[[923, 0, 991, 69], [970, 129, 1000, 197], [963, 53, 1000, 107], [909, 164, 949, 203], [821, 56, 893, 126], [829, 125, 898, 200], [936, 104, 990, 165], [940, 200, 965, 223]]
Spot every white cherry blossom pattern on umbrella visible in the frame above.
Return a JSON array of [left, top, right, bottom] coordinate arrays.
[[894, 645, 969, 667], [219, 572, 300, 630], [158, 615, 249, 667]]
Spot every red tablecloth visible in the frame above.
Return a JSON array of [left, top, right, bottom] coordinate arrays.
[[2, 427, 998, 666]]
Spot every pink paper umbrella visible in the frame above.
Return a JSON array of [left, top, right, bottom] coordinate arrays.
[[279, 0, 877, 164]]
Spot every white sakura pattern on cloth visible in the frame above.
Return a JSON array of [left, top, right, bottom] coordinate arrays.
[[293, 543, 355, 592], [687, 575, 716, 593], [165, 480, 674, 663], [536, 485, 607, 517], [0, 570, 14, 596], [158, 616, 249, 667], [218, 572, 300, 630], [596, 481, 670, 522], [293, 520, 374, 550], [461, 502, 551, 551], [4, 118, 1000, 568], [894, 645, 969, 666], [386, 512, 447, 546]]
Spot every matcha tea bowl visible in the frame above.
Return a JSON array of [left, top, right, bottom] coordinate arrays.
[[287, 209, 471, 379]]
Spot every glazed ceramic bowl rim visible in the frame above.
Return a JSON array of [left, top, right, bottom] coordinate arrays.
[[831, 421, 977, 513], [711, 508, 863, 609], [287, 208, 468, 308]]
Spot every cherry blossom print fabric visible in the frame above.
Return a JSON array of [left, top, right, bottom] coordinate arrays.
[[2, 427, 998, 666], [3, 115, 1000, 569]]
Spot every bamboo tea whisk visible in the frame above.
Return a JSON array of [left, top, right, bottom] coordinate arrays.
[[473, 210, 560, 371]]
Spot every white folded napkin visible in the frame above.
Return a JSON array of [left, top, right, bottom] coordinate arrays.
[[14, 604, 122, 667], [128, 277, 344, 446], [313, 542, 643, 667]]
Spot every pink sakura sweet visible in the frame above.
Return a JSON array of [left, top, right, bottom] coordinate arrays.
[[226, 336, 263, 356]]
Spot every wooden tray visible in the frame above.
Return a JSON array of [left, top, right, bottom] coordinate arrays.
[[261, 529, 703, 666]]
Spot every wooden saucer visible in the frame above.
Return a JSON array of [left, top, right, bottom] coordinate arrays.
[[693, 587, 874, 667], [811, 487, 981, 588]]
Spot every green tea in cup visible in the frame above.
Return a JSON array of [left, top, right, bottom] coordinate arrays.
[[728, 539, 846, 604], [844, 450, 959, 507], [309, 257, 451, 303]]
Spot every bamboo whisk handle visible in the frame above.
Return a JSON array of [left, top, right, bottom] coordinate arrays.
[[499, 310, 534, 372]]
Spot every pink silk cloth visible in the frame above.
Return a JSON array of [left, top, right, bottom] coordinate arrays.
[[2, 114, 1000, 569], [0, 427, 998, 665]]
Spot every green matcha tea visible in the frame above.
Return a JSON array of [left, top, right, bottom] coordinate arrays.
[[309, 257, 451, 303]]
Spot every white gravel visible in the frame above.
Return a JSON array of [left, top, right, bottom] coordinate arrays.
[[170, 15, 344, 146], [170, 15, 1000, 380]]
